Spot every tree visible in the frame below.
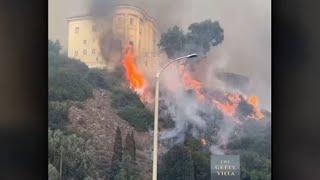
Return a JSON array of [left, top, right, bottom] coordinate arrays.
[[124, 131, 136, 161], [48, 101, 70, 130], [159, 145, 195, 180], [186, 20, 224, 53], [86, 68, 109, 90], [48, 163, 59, 180], [114, 130, 141, 180], [110, 127, 123, 180], [184, 136, 211, 180], [48, 49, 92, 102], [159, 25, 186, 58], [49, 40, 62, 55], [159, 20, 224, 58], [114, 153, 142, 180], [48, 129, 95, 179]]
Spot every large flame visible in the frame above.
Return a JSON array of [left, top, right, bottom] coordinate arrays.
[[178, 64, 264, 120], [212, 93, 241, 117], [122, 44, 146, 94], [179, 64, 205, 102], [121, 46, 264, 120]]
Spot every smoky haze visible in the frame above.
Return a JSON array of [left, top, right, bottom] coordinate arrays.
[[49, 0, 270, 109], [49, 0, 270, 155]]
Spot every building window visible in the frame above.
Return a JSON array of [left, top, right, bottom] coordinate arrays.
[[96, 57, 99, 62], [92, 49, 96, 55], [74, 50, 78, 56], [130, 18, 134, 25], [92, 25, 97, 32], [83, 49, 87, 55], [75, 27, 79, 33], [93, 38, 95, 43], [83, 40, 87, 45]]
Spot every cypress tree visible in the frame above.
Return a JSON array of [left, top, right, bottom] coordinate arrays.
[[110, 127, 123, 180], [131, 131, 136, 161], [124, 131, 136, 161]]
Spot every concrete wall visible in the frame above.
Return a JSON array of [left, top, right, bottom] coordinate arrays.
[[67, 17, 105, 68], [67, 5, 159, 69]]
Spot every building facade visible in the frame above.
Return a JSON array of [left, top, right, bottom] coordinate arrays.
[[66, 5, 159, 68]]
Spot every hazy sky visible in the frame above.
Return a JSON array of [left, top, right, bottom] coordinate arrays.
[[49, 0, 271, 109]]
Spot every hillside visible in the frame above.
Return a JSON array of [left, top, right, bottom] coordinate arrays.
[[68, 89, 153, 179]]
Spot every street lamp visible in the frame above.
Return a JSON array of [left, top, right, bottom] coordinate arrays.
[[152, 53, 199, 180]]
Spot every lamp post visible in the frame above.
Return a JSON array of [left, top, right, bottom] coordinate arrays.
[[152, 53, 198, 180]]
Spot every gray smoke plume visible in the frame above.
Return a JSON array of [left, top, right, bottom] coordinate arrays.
[[88, 0, 271, 155]]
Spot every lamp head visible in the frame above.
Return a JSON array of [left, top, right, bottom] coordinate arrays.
[[186, 53, 199, 59]]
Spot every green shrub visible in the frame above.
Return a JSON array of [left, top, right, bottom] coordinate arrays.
[[49, 49, 93, 102], [86, 68, 109, 90], [48, 163, 59, 180], [110, 88, 153, 131], [49, 69, 92, 101], [118, 106, 153, 131], [48, 101, 70, 130], [48, 129, 96, 179], [110, 89, 144, 109]]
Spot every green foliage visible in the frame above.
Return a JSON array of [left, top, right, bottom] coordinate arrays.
[[110, 127, 123, 180], [124, 131, 136, 161], [48, 101, 70, 130], [159, 26, 186, 58], [111, 88, 153, 131], [228, 132, 271, 180], [49, 66, 92, 102], [48, 129, 95, 179], [191, 151, 210, 180], [159, 19, 224, 58], [114, 154, 142, 180], [86, 68, 109, 90], [117, 106, 153, 131], [49, 40, 62, 55], [110, 88, 144, 109], [184, 137, 210, 180], [112, 128, 141, 180], [187, 20, 224, 49], [159, 146, 195, 180], [48, 163, 59, 180], [49, 39, 114, 102]]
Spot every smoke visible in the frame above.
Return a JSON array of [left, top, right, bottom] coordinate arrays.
[[89, 0, 184, 26], [159, 64, 207, 142], [88, 0, 270, 155]]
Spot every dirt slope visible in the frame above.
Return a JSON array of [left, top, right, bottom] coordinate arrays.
[[68, 89, 153, 179]]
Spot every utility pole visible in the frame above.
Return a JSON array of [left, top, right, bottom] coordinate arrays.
[[152, 53, 198, 180]]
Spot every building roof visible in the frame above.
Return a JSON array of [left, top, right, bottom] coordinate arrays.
[[65, 4, 159, 30]]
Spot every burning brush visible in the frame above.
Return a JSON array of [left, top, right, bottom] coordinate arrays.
[[121, 42, 268, 154]]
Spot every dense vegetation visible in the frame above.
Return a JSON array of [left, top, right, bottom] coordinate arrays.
[[110, 88, 153, 131], [159, 129, 271, 180]]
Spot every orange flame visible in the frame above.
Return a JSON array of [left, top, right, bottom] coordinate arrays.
[[212, 93, 241, 117], [179, 65, 205, 102], [122, 44, 146, 94], [201, 138, 208, 146], [247, 95, 265, 120], [177, 64, 264, 120]]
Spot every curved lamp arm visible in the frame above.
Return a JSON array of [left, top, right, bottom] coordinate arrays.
[[157, 53, 198, 77]]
